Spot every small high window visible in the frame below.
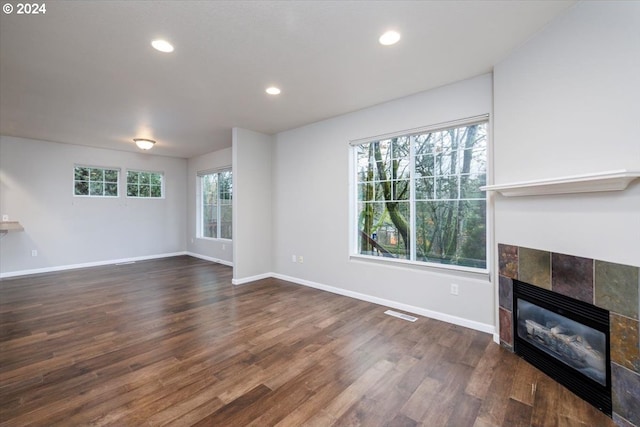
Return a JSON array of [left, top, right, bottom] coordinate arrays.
[[126, 170, 163, 198], [74, 166, 119, 197]]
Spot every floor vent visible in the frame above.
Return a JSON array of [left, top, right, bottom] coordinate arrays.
[[115, 261, 136, 265], [384, 310, 418, 322]]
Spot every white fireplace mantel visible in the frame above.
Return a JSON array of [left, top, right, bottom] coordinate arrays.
[[481, 170, 640, 197]]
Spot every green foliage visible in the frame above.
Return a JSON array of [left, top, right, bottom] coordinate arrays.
[[73, 167, 162, 199], [73, 166, 119, 197], [126, 170, 163, 198], [356, 123, 487, 268]]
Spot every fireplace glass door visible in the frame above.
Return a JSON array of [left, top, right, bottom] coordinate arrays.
[[512, 279, 611, 416], [516, 298, 606, 385]]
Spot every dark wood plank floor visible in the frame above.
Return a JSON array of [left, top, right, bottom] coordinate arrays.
[[0, 256, 615, 426]]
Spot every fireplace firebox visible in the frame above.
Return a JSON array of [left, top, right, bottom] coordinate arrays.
[[513, 279, 612, 416]]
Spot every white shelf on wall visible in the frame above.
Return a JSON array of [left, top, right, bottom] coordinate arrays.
[[0, 221, 24, 238], [480, 170, 640, 197]]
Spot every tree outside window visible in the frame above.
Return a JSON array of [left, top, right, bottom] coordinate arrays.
[[127, 170, 163, 198], [74, 166, 119, 197], [355, 120, 487, 269]]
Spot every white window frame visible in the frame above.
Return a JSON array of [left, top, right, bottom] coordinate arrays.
[[197, 168, 232, 241], [73, 165, 120, 198], [125, 169, 165, 199], [349, 115, 490, 275]]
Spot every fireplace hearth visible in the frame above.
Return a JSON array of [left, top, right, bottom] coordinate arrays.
[[513, 279, 611, 415]]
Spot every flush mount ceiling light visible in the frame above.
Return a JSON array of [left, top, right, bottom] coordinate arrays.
[[151, 39, 174, 53], [379, 30, 401, 46], [265, 86, 281, 95], [134, 138, 156, 150]]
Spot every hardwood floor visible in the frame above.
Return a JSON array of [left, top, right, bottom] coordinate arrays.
[[0, 256, 615, 426]]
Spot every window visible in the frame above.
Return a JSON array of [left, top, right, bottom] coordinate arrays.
[[199, 169, 232, 239], [353, 118, 488, 270], [74, 166, 119, 197], [127, 170, 163, 198]]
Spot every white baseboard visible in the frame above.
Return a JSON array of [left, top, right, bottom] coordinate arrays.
[[232, 272, 272, 285], [185, 252, 233, 267], [270, 273, 495, 335], [2, 257, 496, 337], [0, 252, 188, 279]]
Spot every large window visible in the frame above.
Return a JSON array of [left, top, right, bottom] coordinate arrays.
[[200, 169, 232, 240], [74, 165, 119, 197], [354, 118, 488, 270], [127, 170, 163, 198]]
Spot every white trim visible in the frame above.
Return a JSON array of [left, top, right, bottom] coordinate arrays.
[[124, 169, 164, 199], [74, 163, 122, 171], [349, 114, 489, 146], [350, 119, 490, 273], [493, 333, 500, 344], [73, 165, 121, 198], [2, 257, 495, 336], [0, 252, 187, 279], [228, 270, 494, 333], [271, 273, 495, 335], [480, 169, 640, 197], [185, 251, 233, 267], [350, 254, 490, 280], [196, 166, 232, 177], [196, 237, 233, 243], [232, 272, 272, 285]]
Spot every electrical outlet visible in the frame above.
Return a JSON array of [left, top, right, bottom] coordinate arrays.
[[222, 244, 226, 250], [450, 283, 459, 296], [31, 250, 38, 257], [1, 214, 8, 222], [291, 254, 297, 263], [191, 238, 194, 244], [298, 255, 304, 264]]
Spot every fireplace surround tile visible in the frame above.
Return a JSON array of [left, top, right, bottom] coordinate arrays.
[[611, 313, 640, 374], [519, 247, 551, 289], [499, 307, 513, 348], [596, 261, 639, 320], [498, 244, 518, 279], [614, 413, 637, 427], [612, 363, 640, 426], [498, 243, 640, 426], [551, 253, 594, 304], [499, 275, 513, 311]]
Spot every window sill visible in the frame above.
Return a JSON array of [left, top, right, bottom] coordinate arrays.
[[126, 196, 165, 200], [349, 254, 490, 281], [197, 237, 232, 242]]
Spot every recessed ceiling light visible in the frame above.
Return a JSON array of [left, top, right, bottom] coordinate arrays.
[[379, 30, 401, 46], [134, 138, 156, 150], [151, 39, 174, 53], [266, 86, 281, 95]]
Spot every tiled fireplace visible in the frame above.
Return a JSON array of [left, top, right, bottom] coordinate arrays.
[[498, 244, 640, 427]]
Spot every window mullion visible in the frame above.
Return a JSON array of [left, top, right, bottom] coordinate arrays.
[[199, 176, 203, 237], [409, 136, 416, 262], [217, 173, 222, 239]]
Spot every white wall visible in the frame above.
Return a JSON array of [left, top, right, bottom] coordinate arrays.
[[493, 1, 640, 267], [232, 127, 273, 283], [186, 147, 233, 265], [271, 74, 494, 331], [0, 135, 188, 276]]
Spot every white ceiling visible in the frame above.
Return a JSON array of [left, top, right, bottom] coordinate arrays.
[[0, 1, 575, 158]]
